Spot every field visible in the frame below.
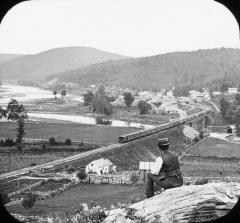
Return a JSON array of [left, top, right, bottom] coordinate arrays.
[[180, 137, 240, 179], [186, 138, 240, 158], [0, 151, 81, 173], [0, 121, 138, 145], [6, 184, 145, 217], [0, 178, 42, 194]]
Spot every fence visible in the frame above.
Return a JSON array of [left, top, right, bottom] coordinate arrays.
[[86, 174, 131, 185]]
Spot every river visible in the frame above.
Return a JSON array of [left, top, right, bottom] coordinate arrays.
[[0, 84, 154, 129]]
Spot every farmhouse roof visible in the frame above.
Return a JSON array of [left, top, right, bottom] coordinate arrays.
[[88, 158, 114, 168]]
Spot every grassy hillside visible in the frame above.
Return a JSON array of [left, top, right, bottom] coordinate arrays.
[[0, 54, 23, 63], [63, 126, 186, 171], [0, 47, 126, 81], [49, 48, 240, 90]]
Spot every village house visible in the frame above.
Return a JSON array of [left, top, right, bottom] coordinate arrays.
[[86, 158, 117, 175], [110, 95, 125, 107], [228, 87, 238, 94], [177, 96, 194, 105], [212, 91, 221, 96], [138, 91, 155, 100], [189, 90, 210, 102]]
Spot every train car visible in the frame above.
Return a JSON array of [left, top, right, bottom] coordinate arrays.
[[119, 109, 212, 143]]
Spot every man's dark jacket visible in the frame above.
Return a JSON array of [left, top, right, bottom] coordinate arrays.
[[159, 151, 183, 187]]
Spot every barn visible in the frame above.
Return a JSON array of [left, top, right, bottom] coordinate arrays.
[[86, 158, 117, 175]]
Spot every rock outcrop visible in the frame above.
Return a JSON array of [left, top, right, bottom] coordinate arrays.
[[103, 182, 240, 223]]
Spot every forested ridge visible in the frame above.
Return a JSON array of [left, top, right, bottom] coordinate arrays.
[[49, 48, 240, 90]]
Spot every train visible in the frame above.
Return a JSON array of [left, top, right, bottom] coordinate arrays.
[[118, 109, 211, 143]]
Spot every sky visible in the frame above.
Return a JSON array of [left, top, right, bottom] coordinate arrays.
[[0, 0, 239, 57]]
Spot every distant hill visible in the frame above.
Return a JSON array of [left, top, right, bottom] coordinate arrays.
[[0, 47, 127, 81], [48, 48, 240, 90], [0, 54, 23, 63]]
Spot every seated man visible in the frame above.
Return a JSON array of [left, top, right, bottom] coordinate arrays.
[[145, 138, 183, 198]]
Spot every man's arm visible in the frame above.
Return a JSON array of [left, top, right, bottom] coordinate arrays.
[[150, 157, 163, 175]]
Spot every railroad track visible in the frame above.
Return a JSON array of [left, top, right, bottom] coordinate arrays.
[[0, 143, 122, 180]]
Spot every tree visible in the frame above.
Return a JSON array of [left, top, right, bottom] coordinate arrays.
[[92, 96, 113, 115], [137, 100, 151, 115], [96, 85, 106, 97], [123, 92, 134, 110], [53, 90, 57, 99], [0, 99, 28, 153], [61, 89, 66, 99], [219, 97, 230, 117], [83, 91, 94, 106]]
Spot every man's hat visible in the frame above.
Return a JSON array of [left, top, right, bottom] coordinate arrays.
[[157, 138, 169, 146]]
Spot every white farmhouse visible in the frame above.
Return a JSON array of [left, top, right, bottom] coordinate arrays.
[[86, 158, 116, 175], [228, 88, 238, 94]]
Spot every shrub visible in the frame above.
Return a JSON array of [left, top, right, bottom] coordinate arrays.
[[70, 205, 107, 222], [193, 137, 200, 143], [76, 170, 87, 181], [194, 178, 209, 185], [0, 139, 4, 147], [0, 192, 9, 205], [4, 138, 15, 147], [49, 137, 57, 145], [199, 131, 204, 139], [22, 193, 37, 209], [184, 182, 191, 185], [66, 165, 76, 174], [42, 144, 46, 149], [130, 173, 139, 185], [29, 163, 37, 166], [137, 100, 151, 115], [65, 138, 72, 145], [54, 167, 64, 172]]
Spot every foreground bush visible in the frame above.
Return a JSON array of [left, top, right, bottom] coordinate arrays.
[[0, 192, 9, 205], [70, 203, 107, 223], [22, 193, 37, 209]]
